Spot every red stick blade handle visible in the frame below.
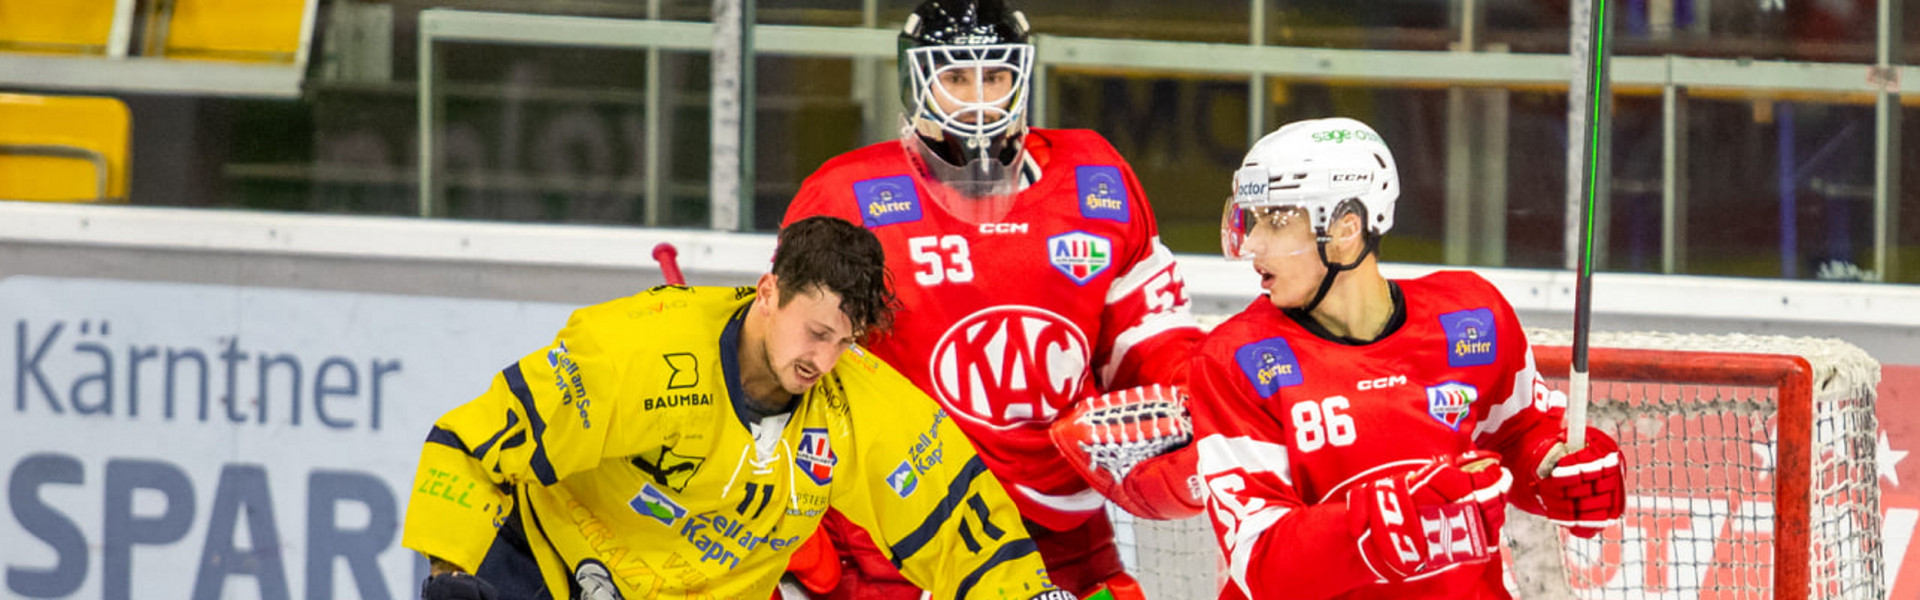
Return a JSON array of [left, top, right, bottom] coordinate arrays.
[[651, 243, 685, 285]]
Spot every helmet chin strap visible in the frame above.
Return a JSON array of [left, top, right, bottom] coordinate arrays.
[[1300, 231, 1379, 314]]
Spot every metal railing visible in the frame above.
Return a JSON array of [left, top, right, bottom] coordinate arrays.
[[417, 3, 1911, 276]]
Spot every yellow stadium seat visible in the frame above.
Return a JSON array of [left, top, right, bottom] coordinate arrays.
[[0, 94, 131, 203], [153, 0, 309, 63], [0, 0, 118, 55]]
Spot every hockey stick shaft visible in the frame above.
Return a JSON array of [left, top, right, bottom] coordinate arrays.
[[653, 243, 687, 286], [1567, 0, 1612, 452]]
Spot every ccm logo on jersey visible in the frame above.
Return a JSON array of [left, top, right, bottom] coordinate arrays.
[[979, 222, 1029, 235], [1357, 375, 1406, 390], [1076, 166, 1130, 222], [1438, 308, 1498, 367], [852, 175, 924, 227]]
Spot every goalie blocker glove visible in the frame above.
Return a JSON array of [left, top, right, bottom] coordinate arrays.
[[1049, 384, 1205, 519], [1513, 426, 1626, 538], [1346, 451, 1512, 584]]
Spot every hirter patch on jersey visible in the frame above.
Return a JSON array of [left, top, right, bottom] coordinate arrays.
[[853, 175, 923, 227], [1076, 166, 1130, 222], [1439, 308, 1498, 367], [886, 460, 919, 498], [631, 482, 687, 527], [1234, 336, 1303, 397], [1048, 232, 1112, 284], [1425, 382, 1477, 430], [795, 428, 838, 485]]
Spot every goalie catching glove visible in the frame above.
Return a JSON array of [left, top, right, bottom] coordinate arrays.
[[1050, 384, 1205, 519], [1346, 451, 1512, 584], [1513, 426, 1626, 538]]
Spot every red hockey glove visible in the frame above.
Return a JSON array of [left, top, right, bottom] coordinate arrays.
[[1050, 384, 1204, 519], [1517, 427, 1625, 538], [1346, 451, 1512, 583]]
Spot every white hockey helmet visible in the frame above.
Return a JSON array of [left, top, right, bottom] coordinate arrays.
[[1222, 117, 1399, 259]]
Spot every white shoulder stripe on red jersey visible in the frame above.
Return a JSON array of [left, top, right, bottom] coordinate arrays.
[[1012, 482, 1107, 514], [1103, 237, 1179, 304], [1096, 309, 1200, 387], [1225, 504, 1291, 597], [1197, 435, 1293, 484], [1472, 348, 1546, 443]]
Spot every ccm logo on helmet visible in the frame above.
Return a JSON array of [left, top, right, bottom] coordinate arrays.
[[1357, 375, 1407, 390], [1329, 171, 1372, 183]]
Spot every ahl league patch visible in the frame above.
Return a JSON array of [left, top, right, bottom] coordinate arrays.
[[1438, 308, 1498, 367], [853, 175, 923, 227], [630, 483, 687, 527], [886, 460, 919, 498], [1076, 165, 1130, 222], [1425, 382, 1477, 430], [1048, 231, 1112, 285], [1234, 336, 1303, 397], [795, 428, 838, 485]]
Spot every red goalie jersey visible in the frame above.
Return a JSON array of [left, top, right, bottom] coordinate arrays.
[[782, 128, 1202, 531], [1190, 271, 1565, 600]]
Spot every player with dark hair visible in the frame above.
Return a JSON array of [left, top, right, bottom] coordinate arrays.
[[780, 1, 1205, 598], [1189, 117, 1627, 599], [401, 216, 1073, 600]]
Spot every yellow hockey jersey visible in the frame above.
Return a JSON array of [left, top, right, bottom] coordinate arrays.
[[402, 285, 1063, 600]]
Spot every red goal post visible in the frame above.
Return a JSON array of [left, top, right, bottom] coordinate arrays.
[[1512, 330, 1885, 600]]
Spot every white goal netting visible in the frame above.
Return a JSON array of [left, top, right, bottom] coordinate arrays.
[[1115, 330, 1884, 600]]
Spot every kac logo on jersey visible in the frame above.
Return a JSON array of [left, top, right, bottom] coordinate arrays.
[[886, 460, 919, 498], [853, 175, 923, 227], [1439, 308, 1497, 367], [631, 483, 687, 527], [1048, 231, 1112, 285], [1425, 382, 1478, 430], [1234, 336, 1302, 397], [930, 306, 1089, 429], [1076, 165, 1130, 223], [795, 428, 837, 485]]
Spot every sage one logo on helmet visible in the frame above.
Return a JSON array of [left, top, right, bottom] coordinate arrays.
[[930, 306, 1090, 429]]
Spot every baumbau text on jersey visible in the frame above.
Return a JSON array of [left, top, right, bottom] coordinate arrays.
[[643, 393, 715, 410], [11, 319, 401, 431]]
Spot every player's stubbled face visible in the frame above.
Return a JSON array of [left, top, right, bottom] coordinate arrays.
[[1242, 206, 1322, 309], [765, 286, 857, 395]]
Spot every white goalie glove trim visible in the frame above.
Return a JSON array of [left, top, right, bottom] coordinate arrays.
[[1072, 386, 1192, 481]]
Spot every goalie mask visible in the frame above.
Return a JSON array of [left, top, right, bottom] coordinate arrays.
[[898, 0, 1034, 206], [1224, 117, 1399, 311]]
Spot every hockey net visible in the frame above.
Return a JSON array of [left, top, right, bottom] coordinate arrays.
[[1113, 330, 1885, 600]]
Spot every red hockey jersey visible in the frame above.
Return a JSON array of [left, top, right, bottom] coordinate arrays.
[[1189, 271, 1565, 600], [782, 129, 1202, 531]]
